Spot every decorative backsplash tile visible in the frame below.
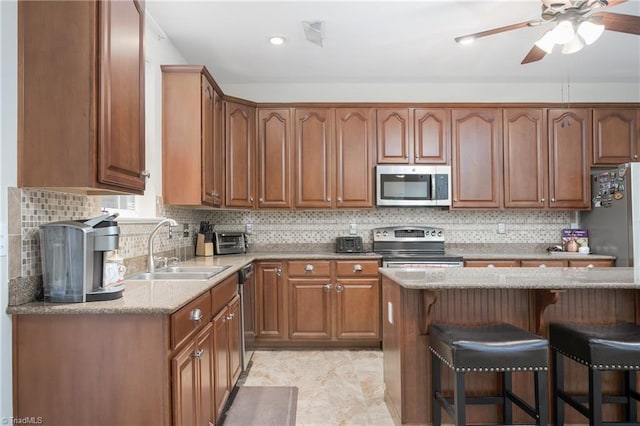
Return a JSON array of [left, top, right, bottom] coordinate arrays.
[[9, 188, 572, 283]]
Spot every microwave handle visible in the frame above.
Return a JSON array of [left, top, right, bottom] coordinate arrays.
[[431, 174, 437, 199]]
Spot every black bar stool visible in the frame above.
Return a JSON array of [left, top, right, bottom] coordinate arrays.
[[429, 323, 549, 426], [549, 322, 640, 426]]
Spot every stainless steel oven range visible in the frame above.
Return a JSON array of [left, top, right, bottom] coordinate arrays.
[[373, 226, 463, 268]]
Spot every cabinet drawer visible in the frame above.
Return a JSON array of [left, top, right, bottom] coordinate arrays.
[[288, 261, 331, 277], [335, 260, 379, 277], [521, 260, 567, 268], [212, 274, 239, 315], [568, 259, 615, 268], [464, 260, 520, 268], [171, 291, 212, 350]]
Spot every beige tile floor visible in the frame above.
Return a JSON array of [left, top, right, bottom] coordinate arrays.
[[242, 350, 395, 426]]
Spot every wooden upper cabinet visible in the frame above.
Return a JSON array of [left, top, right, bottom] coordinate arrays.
[[548, 109, 591, 209], [225, 101, 255, 208], [377, 109, 411, 163], [257, 109, 292, 209], [451, 109, 503, 208], [376, 108, 449, 164], [335, 108, 375, 208], [18, 0, 146, 194], [162, 66, 222, 207], [503, 109, 548, 208], [592, 109, 639, 165], [294, 108, 334, 208], [413, 108, 449, 164]]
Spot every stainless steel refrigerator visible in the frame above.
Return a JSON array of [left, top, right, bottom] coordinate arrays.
[[579, 163, 640, 267]]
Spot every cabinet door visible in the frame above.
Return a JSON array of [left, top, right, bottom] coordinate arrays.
[[172, 339, 198, 426], [451, 109, 503, 208], [548, 109, 591, 209], [255, 262, 287, 340], [288, 279, 332, 340], [226, 102, 255, 208], [201, 77, 216, 206], [211, 90, 224, 207], [257, 108, 292, 208], [98, 0, 145, 192], [377, 108, 411, 163], [335, 278, 380, 340], [503, 109, 548, 208], [568, 259, 615, 267], [294, 108, 333, 208], [227, 295, 242, 386], [196, 322, 215, 426], [335, 108, 375, 208], [592, 109, 639, 165], [521, 260, 567, 267], [212, 307, 230, 421], [414, 108, 449, 164]]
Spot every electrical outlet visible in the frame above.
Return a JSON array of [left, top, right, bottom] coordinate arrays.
[[183, 223, 189, 238], [570, 222, 579, 229], [245, 223, 253, 234], [497, 223, 506, 234], [349, 223, 357, 235], [0, 223, 7, 257]]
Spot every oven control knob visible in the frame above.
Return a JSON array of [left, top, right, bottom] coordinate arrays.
[[431, 230, 436, 236], [437, 231, 443, 237], [383, 231, 388, 236]]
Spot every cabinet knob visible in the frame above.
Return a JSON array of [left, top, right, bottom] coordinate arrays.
[[327, 197, 331, 202], [539, 264, 547, 268], [487, 264, 495, 268], [453, 199, 458, 203], [337, 197, 342, 202], [194, 349, 204, 359], [323, 284, 332, 293], [259, 198, 264, 202], [305, 264, 314, 272], [275, 267, 282, 276], [353, 264, 363, 273], [634, 155, 638, 159], [226, 313, 235, 320], [540, 198, 545, 203], [189, 308, 203, 322], [139, 170, 151, 179], [335, 283, 344, 293], [249, 197, 254, 203], [587, 264, 594, 268], [551, 198, 556, 202]]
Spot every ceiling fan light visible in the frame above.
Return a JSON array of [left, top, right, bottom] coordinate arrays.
[[577, 21, 605, 45], [535, 30, 556, 54], [550, 20, 575, 44], [561, 34, 585, 54]]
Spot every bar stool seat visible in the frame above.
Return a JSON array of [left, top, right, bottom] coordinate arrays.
[[429, 323, 549, 426], [549, 322, 640, 426]]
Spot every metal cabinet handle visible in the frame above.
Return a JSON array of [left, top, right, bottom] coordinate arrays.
[[634, 154, 638, 159], [259, 198, 264, 202], [337, 197, 342, 202], [305, 264, 314, 272], [487, 264, 495, 268], [139, 170, 151, 179], [249, 197, 254, 203], [275, 267, 282, 277], [353, 264, 363, 273], [194, 349, 204, 359], [539, 264, 547, 268], [226, 313, 235, 320], [587, 264, 594, 268], [540, 198, 545, 202], [335, 283, 344, 293], [551, 198, 556, 202], [323, 284, 332, 293], [189, 308, 203, 322], [327, 197, 331, 202]]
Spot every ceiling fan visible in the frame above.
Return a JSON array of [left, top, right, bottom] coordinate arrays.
[[454, 0, 640, 64]]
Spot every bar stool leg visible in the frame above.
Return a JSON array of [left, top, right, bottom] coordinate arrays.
[[588, 368, 603, 426], [432, 353, 442, 426], [552, 349, 565, 426], [534, 370, 548, 426], [502, 371, 513, 425], [624, 370, 637, 422], [454, 371, 466, 426]]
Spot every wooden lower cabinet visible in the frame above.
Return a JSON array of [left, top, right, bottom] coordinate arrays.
[[465, 258, 615, 268], [256, 259, 381, 347], [13, 276, 241, 426], [172, 322, 215, 426]]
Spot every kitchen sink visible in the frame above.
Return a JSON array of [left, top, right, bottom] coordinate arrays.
[[126, 265, 231, 281]]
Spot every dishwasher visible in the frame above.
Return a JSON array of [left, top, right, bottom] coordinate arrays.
[[237, 263, 255, 370]]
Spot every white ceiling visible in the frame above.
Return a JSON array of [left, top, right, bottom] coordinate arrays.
[[145, 0, 640, 88]]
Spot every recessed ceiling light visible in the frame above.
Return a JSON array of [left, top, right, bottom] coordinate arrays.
[[269, 36, 286, 46]]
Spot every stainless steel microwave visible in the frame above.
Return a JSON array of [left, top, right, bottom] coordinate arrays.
[[376, 165, 451, 207]]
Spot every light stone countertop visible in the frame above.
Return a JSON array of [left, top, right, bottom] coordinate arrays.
[[380, 267, 640, 290], [6, 248, 620, 316], [6, 252, 381, 315]]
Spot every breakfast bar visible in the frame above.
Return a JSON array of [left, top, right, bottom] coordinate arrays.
[[380, 267, 640, 425]]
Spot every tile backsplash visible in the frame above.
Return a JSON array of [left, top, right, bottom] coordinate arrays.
[[7, 188, 572, 305]]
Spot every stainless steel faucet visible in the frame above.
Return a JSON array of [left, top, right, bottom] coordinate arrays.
[[147, 218, 178, 273]]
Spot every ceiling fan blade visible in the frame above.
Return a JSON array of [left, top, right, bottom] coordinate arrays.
[[592, 12, 640, 34], [454, 20, 542, 43], [521, 45, 547, 64]]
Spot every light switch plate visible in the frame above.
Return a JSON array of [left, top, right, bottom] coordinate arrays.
[[349, 223, 357, 235], [245, 223, 253, 234], [497, 223, 506, 234], [0, 223, 7, 257]]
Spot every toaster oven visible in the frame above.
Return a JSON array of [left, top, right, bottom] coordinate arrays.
[[214, 232, 247, 255], [335, 236, 364, 253]]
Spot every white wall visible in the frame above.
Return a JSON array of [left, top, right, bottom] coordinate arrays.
[[0, 0, 17, 420]]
